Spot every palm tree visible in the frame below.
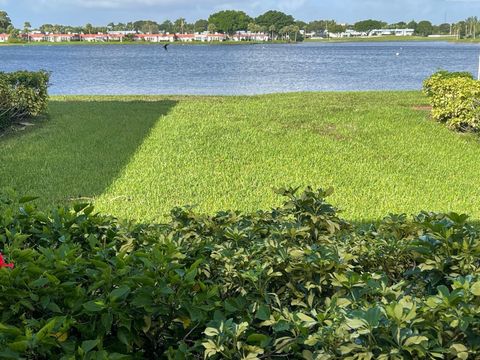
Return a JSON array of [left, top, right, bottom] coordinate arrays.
[[269, 25, 276, 41], [85, 23, 93, 34], [23, 22, 31, 42], [207, 23, 217, 34], [174, 18, 186, 34], [292, 25, 300, 42]]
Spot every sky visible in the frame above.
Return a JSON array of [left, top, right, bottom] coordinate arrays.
[[1, 0, 479, 27]]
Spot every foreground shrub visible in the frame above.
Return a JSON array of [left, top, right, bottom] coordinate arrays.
[[423, 70, 480, 132], [0, 188, 480, 359], [0, 71, 49, 130]]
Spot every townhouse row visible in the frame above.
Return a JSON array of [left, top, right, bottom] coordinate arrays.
[[0, 32, 271, 43]]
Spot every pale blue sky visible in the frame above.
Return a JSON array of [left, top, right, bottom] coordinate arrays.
[[1, 0, 479, 27]]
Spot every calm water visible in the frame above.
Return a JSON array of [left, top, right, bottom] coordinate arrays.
[[0, 41, 479, 95]]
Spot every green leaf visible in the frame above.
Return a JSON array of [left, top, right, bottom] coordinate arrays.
[[247, 333, 271, 347], [109, 286, 131, 301], [471, 282, 480, 296], [81, 339, 99, 353], [83, 300, 105, 312], [346, 318, 366, 330], [404, 336, 428, 347], [35, 318, 58, 342], [18, 196, 39, 204], [297, 313, 316, 323], [108, 354, 132, 360], [450, 343, 468, 353], [256, 305, 271, 321], [7, 340, 28, 352], [117, 327, 131, 347], [204, 327, 219, 337], [73, 203, 89, 212]]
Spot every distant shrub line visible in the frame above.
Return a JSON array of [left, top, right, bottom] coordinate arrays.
[[0, 188, 479, 359], [0, 70, 49, 131], [423, 70, 480, 132]]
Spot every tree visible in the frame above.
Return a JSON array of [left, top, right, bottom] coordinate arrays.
[[269, 25, 276, 40], [389, 21, 407, 29], [85, 23, 93, 34], [133, 20, 159, 34], [407, 20, 417, 30], [159, 20, 173, 33], [174, 18, 186, 33], [207, 23, 217, 34], [194, 19, 208, 32], [465, 16, 478, 38], [291, 25, 300, 42], [248, 22, 262, 34], [307, 20, 333, 33], [416, 20, 433, 36], [256, 10, 294, 34], [353, 19, 387, 32], [437, 23, 451, 35], [208, 10, 252, 34], [23, 22, 31, 34], [329, 23, 347, 34], [0, 10, 12, 33]]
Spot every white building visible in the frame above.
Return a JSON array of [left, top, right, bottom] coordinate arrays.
[[369, 29, 414, 36], [194, 32, 226, 42], [44, 34, 80, 42], [29, 34, 47, 42], [135, 34, 175, 42], [232, 31, 270, 41], [0, 33, 10, 42]]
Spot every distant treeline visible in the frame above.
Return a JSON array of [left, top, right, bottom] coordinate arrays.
[[0, 9, 478, 39]]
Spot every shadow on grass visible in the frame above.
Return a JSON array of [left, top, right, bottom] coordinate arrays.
[[0, 99, 177, 206]]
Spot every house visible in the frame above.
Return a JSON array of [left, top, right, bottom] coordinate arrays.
[[395, 29, 415, 36], [29, 33, 47, 42], [369, 29, 414, 37], [302, 31, 317, 39], [44, 33, 80, 42], [232, 31, 270, 41], [0, 33, 10, 42], [194, 32, 226, 42], [134, 33, 175, 42], [176, 34, 194, 42], [81, 34, 109, 42], [107, 33, 124, 42]]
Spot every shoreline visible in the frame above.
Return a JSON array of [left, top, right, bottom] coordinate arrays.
[[1, 36, 479, 47], [0, 40, 291, 47], [305, 36, 479, 44]]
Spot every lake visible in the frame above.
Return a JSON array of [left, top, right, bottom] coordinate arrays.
[[0, 41, 479, 95]]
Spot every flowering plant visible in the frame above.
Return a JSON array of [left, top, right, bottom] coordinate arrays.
[[0, 252, 14, 269]]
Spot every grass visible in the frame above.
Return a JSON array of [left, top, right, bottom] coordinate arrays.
[[1, 92, 480, 222], [305, 36, 459, 43]]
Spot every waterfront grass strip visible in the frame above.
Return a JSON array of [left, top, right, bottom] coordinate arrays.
[[1, 92, 479, 221]]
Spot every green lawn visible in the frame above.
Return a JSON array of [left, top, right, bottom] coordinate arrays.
[[1, 92, 479, 222], [305, 36, 458, 43]]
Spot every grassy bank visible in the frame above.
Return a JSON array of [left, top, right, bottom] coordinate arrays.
[[1, 92, 480, 222]]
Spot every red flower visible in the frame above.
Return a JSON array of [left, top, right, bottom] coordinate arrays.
[[0, 253, 14, 269]]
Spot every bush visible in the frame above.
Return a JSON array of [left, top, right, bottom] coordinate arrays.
[[0, 71, 50, 130], [423, 70, 480, 132], [1, 188, 480, 359]]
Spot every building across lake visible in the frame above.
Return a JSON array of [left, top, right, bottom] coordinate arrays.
[[0, 31, 271, 43]]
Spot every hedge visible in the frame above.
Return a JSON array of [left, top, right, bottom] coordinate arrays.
[[423, 70, 480, 132], [0, 71, 50, 131], [0, 188, 480, 359]]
